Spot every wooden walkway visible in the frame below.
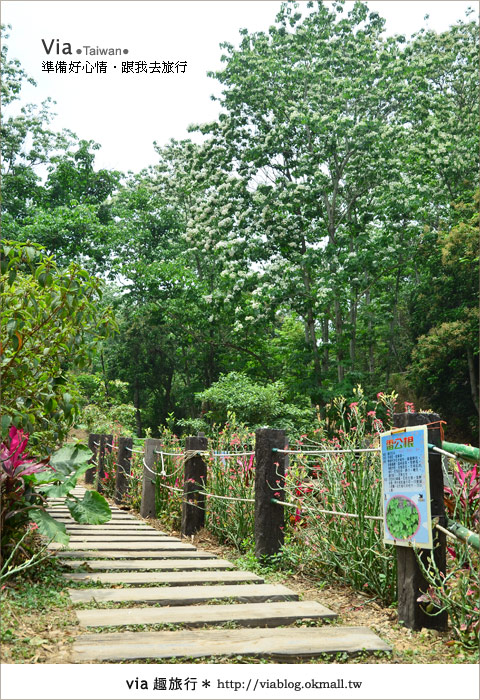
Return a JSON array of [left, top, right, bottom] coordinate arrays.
[[47, 487, 391, 662]]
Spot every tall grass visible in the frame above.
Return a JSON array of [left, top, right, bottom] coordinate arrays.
[[282, 388, 398, 603]]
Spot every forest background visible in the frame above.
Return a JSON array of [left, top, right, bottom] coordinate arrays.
[[2, 0, 479, 447]]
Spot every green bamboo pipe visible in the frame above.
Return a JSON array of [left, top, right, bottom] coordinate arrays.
[[442, 441, 479, 464], [445, 518, 479, 552]]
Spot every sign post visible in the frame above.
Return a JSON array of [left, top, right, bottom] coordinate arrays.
[[386, 412, 447, 630], [381, 425, 432, 549]]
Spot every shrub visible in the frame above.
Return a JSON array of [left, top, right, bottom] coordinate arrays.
[[1, 240, 116, 448]]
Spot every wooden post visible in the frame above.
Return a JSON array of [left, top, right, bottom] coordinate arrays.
[[114, 436, 133, 505], [254, 428, 287, 561], [95, 434, 113, 493], [393, 411, 447, 630], [181, 434, 208, 537], [140, 438, 161, 519], [85, 433, 100, 484]]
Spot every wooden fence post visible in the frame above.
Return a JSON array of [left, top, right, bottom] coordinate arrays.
[[141, 438, 161, 518], [95, 434, 113, 493], [181, 434, 208, 537], [254, 428, 287, 561], [114, 436, 133, 505], [85, 433, 100, 484], [393, 411, 447, 630]]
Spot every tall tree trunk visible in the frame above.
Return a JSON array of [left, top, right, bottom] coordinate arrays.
[[466, 345, 479, 414], [163, 367, 174, 422], [322, 314, 329, 376], [300, 238, 321, 388], [365, 288, 374, 375], [334, 298, 344, 383], [385, 270, 401, 386], [133, 376, 142, 438], [349, 298, 358, 371]]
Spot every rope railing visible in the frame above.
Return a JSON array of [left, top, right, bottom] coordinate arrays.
[[125, 446, 144, 454], [273, 447, 381, 455], [200, 491, 255, 504], [212, 451, 255, 457], [270, 497, 383, 520]]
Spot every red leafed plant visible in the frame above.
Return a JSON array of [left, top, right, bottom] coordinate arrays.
[[444, 461, 480, 531], [0, 426, 49, 561]]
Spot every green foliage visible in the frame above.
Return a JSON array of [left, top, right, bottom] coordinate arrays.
[[65, 490, 111, 525], [0, 240, 116, 446], [196, 372, 314, 434], [81, 403, 137, 436], [0, 432, 111, 576], [1, 12, 478, 443]]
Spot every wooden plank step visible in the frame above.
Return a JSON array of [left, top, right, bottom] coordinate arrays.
[[63, 530, 160, 535], [63, 559, 235, 571], [73, 626, 391, 662], [49, 541, 197, 551], [63, 524, 151, 529], [50, 515, 144, 521], [64, 570, 262, 586], [64, 532, 163, 537], [68, 583, 297, 605], [57, 550, 217, 560], [47, 511, 138, 518], [66, 535, 179, 542], [76, 600, 337, 628]]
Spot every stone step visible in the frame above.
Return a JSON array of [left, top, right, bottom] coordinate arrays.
[[65, 535, 180, 542], [76, 600, 337, 628], [63, 529, 160, 535], [57, 550, 216, 560], [68, 583, 298, 606], [48, 541, 197, 551], [63, 524, 151, 530], [72, 626, 391, 662], [64, 570, 262, 586], [63, 559, 235, 571], [50, 516, 145, 522]]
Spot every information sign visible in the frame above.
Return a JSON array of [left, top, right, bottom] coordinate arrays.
[[380, 425, 432, 549]]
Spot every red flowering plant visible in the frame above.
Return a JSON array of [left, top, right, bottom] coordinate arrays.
[[1, 426, 112, 574], [0, 426, 50, 562]]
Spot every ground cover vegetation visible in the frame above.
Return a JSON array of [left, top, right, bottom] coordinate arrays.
[[1, 0, 478, 662]]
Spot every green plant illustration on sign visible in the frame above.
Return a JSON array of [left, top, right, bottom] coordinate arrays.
[[386, 496, 420, 540]]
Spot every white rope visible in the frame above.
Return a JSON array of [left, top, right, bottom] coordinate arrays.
[[159, 461, 185, 479], [199, 491, 254, 504], [158, 482, 184, 493], [143, 458, 157, 476], [154, 449, 185, 457], [125, 446, 144, 454], [93, 441, 100, 447], [273, 497, 383, 520], [106, 442, 115, 449], [212, 451, 255, 458], [276, 447, 380, 455], [159, 450, 165, 476]]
